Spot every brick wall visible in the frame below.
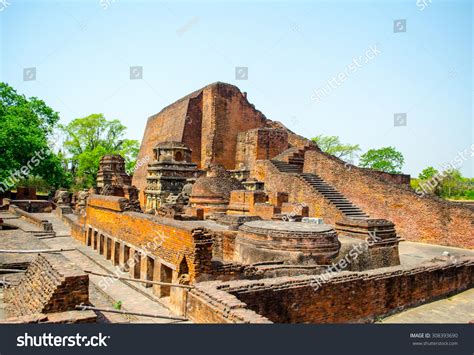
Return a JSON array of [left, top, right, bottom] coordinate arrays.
[[133, 88, 202, 204], [304, 150, 474, 248], [186, 284, 271, 324], [77, 195, 213, 281], [7, 200, 53, 213], [235, 128, 288, 171], [200, 83, 268, 169], [9, 205, 53, 232], [253, 160, 344, 221], [133, 83, 269, 206], [5, 253, 89, 317], [182, 91, 203, 167], [188, 258, 473, 323]]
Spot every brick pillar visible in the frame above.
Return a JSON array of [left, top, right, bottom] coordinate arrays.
[[91, 229, 97, 249], [119, 244, 130, 270], [140, 255, 154, 288], [86, 228, 92, 246], [99, 234, 105, 255], [152, 262, 161, 296], [111, 241, 120, 266], [106, 237, 112, 260], [129, 249, 141, 279]]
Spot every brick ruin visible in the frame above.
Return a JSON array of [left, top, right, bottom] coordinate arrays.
[[186, 257, 473, 324], [3, 253, 95, 323], [2, 81, 472, 324]]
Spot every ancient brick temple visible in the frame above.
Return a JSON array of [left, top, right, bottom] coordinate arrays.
[[97, 154, 132, 195], [2, 81, 472, 324], [144, 141, 199, 211]]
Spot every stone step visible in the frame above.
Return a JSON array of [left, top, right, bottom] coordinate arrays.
[[313, 186, 337, 190], [301, 172, 369, 218]]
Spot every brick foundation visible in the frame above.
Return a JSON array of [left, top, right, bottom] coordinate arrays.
[[187, 258, 473, 323], [303, 150, 474, 248], [5, 254, 89, 317]]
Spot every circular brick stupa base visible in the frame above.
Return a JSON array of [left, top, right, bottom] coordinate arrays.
[[235, 221, 340, 265]]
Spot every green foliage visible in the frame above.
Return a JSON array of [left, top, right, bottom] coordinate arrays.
[[113, 301, 122, 310], [418, 166, 439, 181], [311, 135, 361, 161], [359, 147, 404, 174], [414, 167, 474, 200], [439, 170, 474, 199], [0, 82, 71, 192], [61, 114, 139, 189]]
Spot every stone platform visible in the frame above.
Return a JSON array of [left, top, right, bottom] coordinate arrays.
[[235, 221, 340, 265]]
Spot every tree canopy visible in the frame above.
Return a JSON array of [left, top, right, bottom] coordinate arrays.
[[311, 135, 361, 161], [412, 167, 474, 200], [0, 82, 70, 192], [418, 166, 439, 181], [359, 146, 405, 174], [61, 114, 139, 188]]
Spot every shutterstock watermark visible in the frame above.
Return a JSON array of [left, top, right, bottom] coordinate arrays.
[[126, 155, 151, 176], [310, 231, 381, 291], [0, 0, 11, 12], [311, 44, 381, 103], [99, 0, 115, 10], [0, 148, 50, 194], [17, 333, 110, 347], [282, 202, 307, 222], [416, 0, 432, 11]]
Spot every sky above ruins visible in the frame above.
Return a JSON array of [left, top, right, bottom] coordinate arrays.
[[1, 0, 472, 177]]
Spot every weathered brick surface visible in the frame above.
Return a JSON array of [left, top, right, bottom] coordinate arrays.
[[189, 258, 473, 323], [253, 160, 344, 221], [235, 128, 288, 170], [87, 194, 128, 212], [9, 205, 53, 232], [186, 284, 272, 324], [76, 195, 214, 281], [3, 310, 96, 324], [6, 200, 52, 213], [16, 187, 37, 200], [133, 89, 202, 205], [304, 150, 474, 248], [5, 254, 89, 317], [227, 190, 267, 215], [133, 82, 269, 205], [200, 83, 268, 169], [235, 221, 340, 265]]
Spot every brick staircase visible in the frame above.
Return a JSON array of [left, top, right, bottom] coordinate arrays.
[[270, 159, 369, 219], [299, 173, 368, 219], [270, 160, 303, 174]]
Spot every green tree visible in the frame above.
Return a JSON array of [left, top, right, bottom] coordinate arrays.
[[418, 166, 439, 181], [359, 147, 404, 174], [311, 135, 361, 161], [0, 82, 70, 193], [415, 166, 442, 195], [61, 114, 139, 188], [439, 170, 463, 198]]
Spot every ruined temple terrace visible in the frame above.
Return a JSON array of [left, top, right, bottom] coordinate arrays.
[[0, 82, 472, 324]]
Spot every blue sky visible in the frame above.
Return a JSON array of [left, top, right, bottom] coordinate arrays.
[[1, 0, 472, 177]]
